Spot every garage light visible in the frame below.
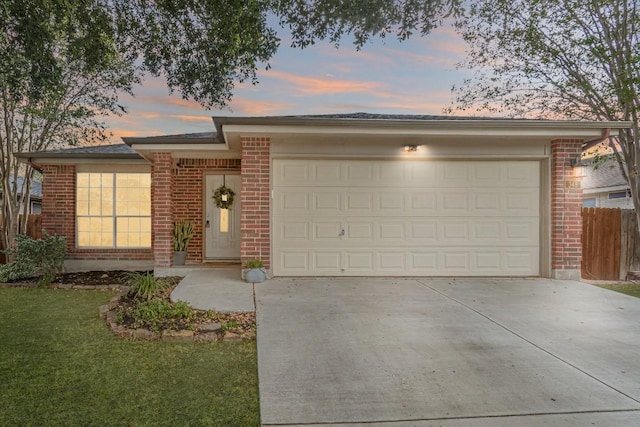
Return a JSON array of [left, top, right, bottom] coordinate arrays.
[[403, 145, 421, 152]]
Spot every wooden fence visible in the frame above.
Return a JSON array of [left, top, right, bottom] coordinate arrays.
[[0, 215, 43, 263], [582, 208, 640, 280]]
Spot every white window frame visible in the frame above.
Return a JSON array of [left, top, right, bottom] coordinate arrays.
[[76, 171, 151, 249]]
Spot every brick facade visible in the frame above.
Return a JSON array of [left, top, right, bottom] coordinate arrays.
[[40, 164, 153, 262], [152, 152, 173, 267], [38, 134, 586, 277], [551, 139, 584, 280], [172, 158, 241, 263], [240, 137, 271, 268]]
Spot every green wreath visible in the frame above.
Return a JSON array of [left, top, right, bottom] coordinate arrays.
[[213, 185, 235, 209]]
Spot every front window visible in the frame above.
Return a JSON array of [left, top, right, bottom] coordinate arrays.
[[76, 173, 151, 248]]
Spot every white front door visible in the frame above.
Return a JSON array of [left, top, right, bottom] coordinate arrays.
[[205, 174, 241, 260]]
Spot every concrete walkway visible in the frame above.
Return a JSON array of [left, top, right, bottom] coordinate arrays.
[[170, 267, 255, 312], [255, 278, 640, 426]]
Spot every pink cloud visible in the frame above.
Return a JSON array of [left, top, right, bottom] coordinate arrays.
[[228, 98, 293, 115], [265, 70, 385, 95]]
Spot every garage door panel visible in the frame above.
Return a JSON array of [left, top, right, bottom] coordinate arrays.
[[378, 252, 406, 270], [279, 191, 310, 211], [280, 222, 309, 240], [274, 161, 311, 185], [410, 252, 439, 271], [409, 192, 437, 212], [314, 192, 342, 211], [346, 223, 373, 240], [442, 192, 469, 211], [378, 222, 405, 240], [345, 252, 374, 270], [377, 192, 406, 212], [345, 192, 373, 211], [505, 191, 538, 212], [345, 163, 374, 183], [279, 251, 310, 272], [314, 252, 342, 270], [273, 159, 540, 276], [313, 162, 342, 183], [314, 222, 342, 240]]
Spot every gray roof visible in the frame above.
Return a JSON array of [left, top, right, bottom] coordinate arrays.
[[0, 176, 42, 199], [16, 143, 142, 159], [129, 131, 216, 140], [273, 112, 516, 121], [582, 157, 628, 190], [123, 132, 219, 145]]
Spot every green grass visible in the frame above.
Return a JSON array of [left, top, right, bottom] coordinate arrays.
[[0, 288, 259, 426], [595, 283, 640, 299]]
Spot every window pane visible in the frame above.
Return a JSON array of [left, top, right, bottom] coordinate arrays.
[[77, 217, 113, 247], [77, 173, 89, 188], [117, 216, 151, 247], [220, 208, 229, 233]]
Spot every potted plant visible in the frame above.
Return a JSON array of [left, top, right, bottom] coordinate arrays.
[[173, 220, 194, 266], [244, 259, 267, 283]]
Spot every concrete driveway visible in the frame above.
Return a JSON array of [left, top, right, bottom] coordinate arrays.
[[255, 278, 640, 426]]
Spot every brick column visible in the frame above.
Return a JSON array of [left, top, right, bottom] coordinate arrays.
[[41, 165, 76, 250], [241, 137, 271, 270], [152, 152, 173, 268], [551, 139, 584, 280]]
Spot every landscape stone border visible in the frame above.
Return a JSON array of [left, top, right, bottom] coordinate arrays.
[[99, 291, 254, 342]]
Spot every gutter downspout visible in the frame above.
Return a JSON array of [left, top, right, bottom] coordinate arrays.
[[582, 128, 612, 151], [572, 128, 611, 166]]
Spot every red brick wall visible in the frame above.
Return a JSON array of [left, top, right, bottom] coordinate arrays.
[[41, 164, 152, 261], [551, 139, 584, 279], [173, 158, 241, 263], [241, 137, 271, 268], [152, 153, 173, 267], [41, 165, 75, 241]]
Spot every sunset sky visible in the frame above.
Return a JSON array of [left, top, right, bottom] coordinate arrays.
[[104, 23, 470, 142]]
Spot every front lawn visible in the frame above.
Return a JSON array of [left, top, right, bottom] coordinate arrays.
[[595, 283, 640, 299], [0, 288, 259, 426]]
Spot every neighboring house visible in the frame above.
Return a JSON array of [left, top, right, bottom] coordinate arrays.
[[16, 113, 632, 280], [0, 176, 43, 215], [581, 157, 633, 209]]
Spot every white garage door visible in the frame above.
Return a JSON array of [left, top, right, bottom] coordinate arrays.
[[272, 159, 540, 276]]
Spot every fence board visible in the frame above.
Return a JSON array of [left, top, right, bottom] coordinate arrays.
[[620, 210, 640, 280], [581, 208, 621, 280]]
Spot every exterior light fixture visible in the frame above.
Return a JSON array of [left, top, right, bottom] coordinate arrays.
[[570, 155, 588, 178], [403, 145, 421, 152]]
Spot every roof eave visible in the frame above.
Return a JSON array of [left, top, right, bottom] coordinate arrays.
[[213, 116, 633, 149]]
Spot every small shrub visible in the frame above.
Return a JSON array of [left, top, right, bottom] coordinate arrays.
[[118, 299, 196, 331], [221, 319, 239, 332], [0, 233, 66, 286], [127, 272, 168, 300], [244, 259, 263, 269]]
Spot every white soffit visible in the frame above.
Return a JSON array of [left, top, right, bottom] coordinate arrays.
[[220, 120, 631, 150], [128, 143, 240, 160]]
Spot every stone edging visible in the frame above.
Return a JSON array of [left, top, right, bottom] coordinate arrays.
[[99, 292, 254, 342]]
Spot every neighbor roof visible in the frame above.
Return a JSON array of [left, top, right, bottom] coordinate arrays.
[[582, 157, 628, 191]]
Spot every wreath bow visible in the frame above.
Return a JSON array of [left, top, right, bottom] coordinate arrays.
[[213, 185, 235, 209]]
